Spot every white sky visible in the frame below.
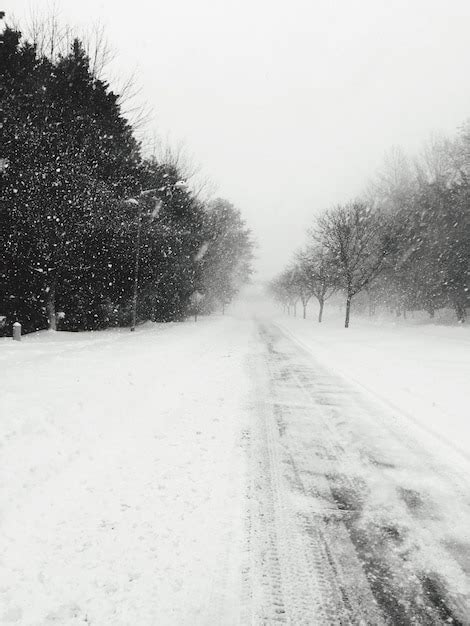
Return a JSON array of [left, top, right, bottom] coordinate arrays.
[[6, 0, 470, 278]]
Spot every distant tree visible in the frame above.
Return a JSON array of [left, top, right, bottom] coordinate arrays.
[[269, 268, 301, 316], [268, 274, 291, 313], [296, 246, 337, 322], [408, 181, 469, 322], [133, 159, 208, 323], [199, 198, 254, 314], [365, 146, 416, 213], [292, 262, 312, 319]]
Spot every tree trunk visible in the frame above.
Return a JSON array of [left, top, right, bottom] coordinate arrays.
[[345, 295, 352, 328], [318, 299, 324, 323], [453, 299, 466, 323], [303, 303, 307, 319], [367, 291, 375, 317], [293, 303, 297, 317], [46, 283, 57, 331], [222, 302, 225, 315]]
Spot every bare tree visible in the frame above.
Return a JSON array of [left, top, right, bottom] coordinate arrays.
[[81, 22, 115, 77], [12, 6, 113, 77], [365, 145, 416, 212], [269, 269, 301, 316], [414, 133, 460, 188], [291, 262, 313, 319], [11, 5, 151, 129], [314, 202, 394, 327], [146, 137, 216, 199], [25, 7, 68, 62], [297, 246, 337, 322]]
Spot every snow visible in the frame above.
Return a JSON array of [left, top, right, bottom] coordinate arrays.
[[277, 307, 470, 465], [0, 318, 253, 625], [2, 299, 470, 623]]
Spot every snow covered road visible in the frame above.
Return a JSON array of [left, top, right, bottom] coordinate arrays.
[[2, 315, 470, 624], [245, 320, 470, 624]]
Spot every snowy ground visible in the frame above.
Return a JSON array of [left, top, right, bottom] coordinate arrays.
[[2, 306, 470, 624], [277, 307, 470, 463], [0, 318, 254, 625]]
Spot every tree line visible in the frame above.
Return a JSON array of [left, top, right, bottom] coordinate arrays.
[[0, 18, 254, 334], [270, 136, 470, 328]]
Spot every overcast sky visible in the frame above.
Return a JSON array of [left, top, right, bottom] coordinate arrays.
[[7, 0, 470, 278]]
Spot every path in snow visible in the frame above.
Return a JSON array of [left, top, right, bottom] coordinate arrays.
[[244, 319, 470, 624]]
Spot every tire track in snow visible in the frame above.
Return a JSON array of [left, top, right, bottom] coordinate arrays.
[[243, 324, 382, 624], [287, 353, 470, 625]]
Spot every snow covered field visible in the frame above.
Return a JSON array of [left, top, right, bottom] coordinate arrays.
[[278, 309, 470, 464], [0, 318, 254, 625]]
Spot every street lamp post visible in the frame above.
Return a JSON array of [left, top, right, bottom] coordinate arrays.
[[126, 189, 157, 332], [131, 200, 143, 332]]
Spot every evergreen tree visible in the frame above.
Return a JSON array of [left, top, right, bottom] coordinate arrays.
[[0, 28, 141, 331], [0, 21, 254, 333]]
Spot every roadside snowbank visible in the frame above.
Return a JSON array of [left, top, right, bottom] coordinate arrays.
[[277, 313, 470, 463], [0, 317, 254, 625]]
